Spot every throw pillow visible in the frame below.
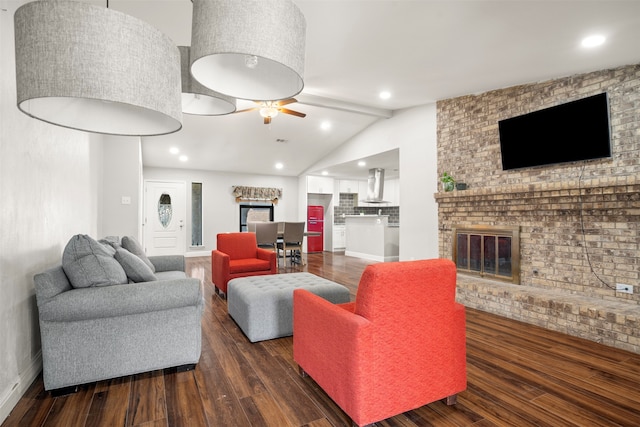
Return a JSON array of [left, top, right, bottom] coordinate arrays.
[[114, 248, 157, 283], [62, 234, 128, 288], [98, 239, 118, 256], [121, 236, 155, 273]]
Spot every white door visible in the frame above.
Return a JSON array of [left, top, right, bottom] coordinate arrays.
[[144, 180, 186, 256]]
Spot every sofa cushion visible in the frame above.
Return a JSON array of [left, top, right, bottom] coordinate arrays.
[[121, 236, 156, 273], [62, 234, 128, 288], [229, 258, 272, 274], [114, 248, 157, 283]]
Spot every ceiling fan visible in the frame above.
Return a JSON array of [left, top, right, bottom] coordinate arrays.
[[235, 98, 306, 124]]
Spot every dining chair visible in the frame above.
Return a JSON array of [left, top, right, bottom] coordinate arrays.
[[254, 221, 279, 253], [277, 221, 305, 267]]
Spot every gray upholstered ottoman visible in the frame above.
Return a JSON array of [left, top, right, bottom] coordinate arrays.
[[227, 272, 351, 342]]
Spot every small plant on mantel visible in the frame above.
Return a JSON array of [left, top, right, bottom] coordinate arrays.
[[440, 172, 455, 192]]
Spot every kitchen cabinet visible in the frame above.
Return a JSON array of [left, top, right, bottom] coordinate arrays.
[[307, 176, 334, 194], [338, 179, 359, 194], [333, 225, 346, 250], [357, 180, 371, 206], [385, 178, 399, 205]]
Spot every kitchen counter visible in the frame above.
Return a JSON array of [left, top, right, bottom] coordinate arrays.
[[344, 215, 399, 262]]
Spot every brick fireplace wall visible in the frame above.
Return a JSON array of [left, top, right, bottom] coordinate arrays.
[[436, 64, 640, 353]]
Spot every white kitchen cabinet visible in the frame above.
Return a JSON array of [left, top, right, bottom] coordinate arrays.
[[357, 180, 371, 206], [333, 225, 346, 250], [338, 179, 359, 194], [307, 176, 334, 194], [385, 178, 399, 205]]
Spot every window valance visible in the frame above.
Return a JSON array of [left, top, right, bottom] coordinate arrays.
[[232, 186, 282, 204]]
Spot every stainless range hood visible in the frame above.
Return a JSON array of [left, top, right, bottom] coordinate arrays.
[[362, 168, 390, 203]]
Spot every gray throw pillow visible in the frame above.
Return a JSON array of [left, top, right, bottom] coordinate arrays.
[[121, 236, 155, 273], [62, 234, 128, 288], [98, 239, 118, 256], [114, 248, 157, 283]]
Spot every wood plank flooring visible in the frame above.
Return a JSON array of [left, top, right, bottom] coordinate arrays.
[[4, 252, 640, 427]]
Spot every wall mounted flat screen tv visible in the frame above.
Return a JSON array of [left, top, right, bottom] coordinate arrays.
[[498, 93, 611, 170]]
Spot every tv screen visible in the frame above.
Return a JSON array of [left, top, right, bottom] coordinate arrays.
[[498, 93, 611, 170]]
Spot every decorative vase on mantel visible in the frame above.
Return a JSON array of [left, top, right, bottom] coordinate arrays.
[[440, 172, 455, 192]]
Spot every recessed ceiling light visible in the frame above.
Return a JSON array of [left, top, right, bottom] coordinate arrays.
[[275, 162, 284, 169], [581, 34, 605, 48], [321, 170, 328, 176], [169, 147, 179, 154], [379, 91, 391, 100], [179, 155, 188, 162], [321, 121, 331, 130], [358, 161, 366, 167]]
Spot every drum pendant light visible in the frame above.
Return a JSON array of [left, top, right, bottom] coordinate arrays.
[[190, 0, 306, 101], [179, 46, 236, 116], [14, 1, 182, 136]]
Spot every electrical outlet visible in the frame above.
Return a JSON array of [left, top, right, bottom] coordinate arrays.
[[616, 283, 633, 294]]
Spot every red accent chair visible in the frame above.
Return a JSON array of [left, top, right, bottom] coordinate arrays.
[[293, 259, 467, 427], [211, 232, 277, 297]]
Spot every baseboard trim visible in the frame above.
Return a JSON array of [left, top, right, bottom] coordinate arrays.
[[0, 351, 42, 425]]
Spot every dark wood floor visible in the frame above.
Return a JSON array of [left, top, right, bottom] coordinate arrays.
[[4, 253, 640, 427]]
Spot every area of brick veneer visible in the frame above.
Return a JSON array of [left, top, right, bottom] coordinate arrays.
[[435, 63, 640, 353], [436, 179, 640, 301]]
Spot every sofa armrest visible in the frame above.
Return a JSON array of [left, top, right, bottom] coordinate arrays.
[[38, 278, 203, 323], [293, 289, 373, 383], [149, 255, 185, 273]]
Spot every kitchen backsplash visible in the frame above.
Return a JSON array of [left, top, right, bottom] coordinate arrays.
[[334, 193, 400, 225]]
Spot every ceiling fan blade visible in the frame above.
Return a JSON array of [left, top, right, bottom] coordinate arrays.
[[264, 116, 271, 125], [276, 98, 297, 107], [279, 108, 306, 118]]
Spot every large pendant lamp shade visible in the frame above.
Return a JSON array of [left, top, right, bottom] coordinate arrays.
[[14, 1, 182, 136], [190, 0, 306, 101], [179, 46, 236, 115]]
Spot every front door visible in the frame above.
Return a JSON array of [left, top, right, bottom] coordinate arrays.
[[144, 180, 186, 256]]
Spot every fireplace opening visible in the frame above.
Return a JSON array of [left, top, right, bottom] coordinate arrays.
[[452, 225, 520, 284]]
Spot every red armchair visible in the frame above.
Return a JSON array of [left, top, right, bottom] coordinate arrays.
[[293, 259, 466, 427], [211, 232, 277, 297]]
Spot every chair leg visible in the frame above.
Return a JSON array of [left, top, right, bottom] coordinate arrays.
[[444, 394, 458, 405]]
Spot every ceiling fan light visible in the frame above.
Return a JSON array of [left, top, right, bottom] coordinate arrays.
[[190, 0, 306, 101], [179, 46, 236, 115], [14, 1, 182, 136], [259, 107, 279, 118]]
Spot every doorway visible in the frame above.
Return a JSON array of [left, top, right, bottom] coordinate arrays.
[[144, 180, 186, 256]]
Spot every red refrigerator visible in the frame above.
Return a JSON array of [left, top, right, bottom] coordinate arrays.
[[307, 205, 324, 252]]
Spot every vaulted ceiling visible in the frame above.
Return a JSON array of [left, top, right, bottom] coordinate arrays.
[[96, 1, 640, 179]]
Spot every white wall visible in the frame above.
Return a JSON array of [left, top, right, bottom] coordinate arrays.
[[100, 136, 143, 239], [303, 104, 439, 261], [0, 4, 103, 420], [143, 167, 299, 254]]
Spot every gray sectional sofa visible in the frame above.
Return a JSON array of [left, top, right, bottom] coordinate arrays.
[[34, 235, 204, 393]]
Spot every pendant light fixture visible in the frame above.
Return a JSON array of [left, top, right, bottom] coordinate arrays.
[[14, 1, 182, 136], [190, 0, 306, 101], [179, 46, 236, 116]]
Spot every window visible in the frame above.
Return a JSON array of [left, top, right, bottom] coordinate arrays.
[[239, 204, 274, 232], [191, 182, 203, 246], [453, 225, 520, 284]]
